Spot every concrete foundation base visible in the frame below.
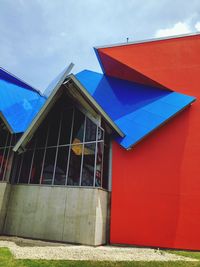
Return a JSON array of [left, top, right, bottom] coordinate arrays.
[[2, 184, 110, 246], [0, 182, 11, 233]]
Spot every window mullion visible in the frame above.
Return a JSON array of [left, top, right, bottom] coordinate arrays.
[[0, 132, 9, 174], [2, 134, 13, 181], [100, 142, 104, 188], [28, 138, 37, 184], [39, 125, 50, 184], [52, 113, 63, 185], [93, 125, 99, 187], [65, 108, 75, 185], [79, 116, 86, 186], [17, 153, 24, 184]]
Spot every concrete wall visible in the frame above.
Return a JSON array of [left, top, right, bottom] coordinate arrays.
[[0, 182, 11, 233], [3, 185, 109, 245]]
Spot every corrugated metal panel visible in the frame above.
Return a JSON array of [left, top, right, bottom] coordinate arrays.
[[0, 68, 46, 133], [76, 70, 195, 149]]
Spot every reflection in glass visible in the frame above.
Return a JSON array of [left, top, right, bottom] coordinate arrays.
[[41, 148, 56, 184], [81, 143, 96, 186], [54, 146, 69, 185], [67, 144, 82, 186]]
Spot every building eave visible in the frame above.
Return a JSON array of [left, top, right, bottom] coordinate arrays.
[[94, 32, 200, 50]]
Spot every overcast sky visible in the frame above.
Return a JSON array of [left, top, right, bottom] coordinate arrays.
[[1, 0, 200, 92]]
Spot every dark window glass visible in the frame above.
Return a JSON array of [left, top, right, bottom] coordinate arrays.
[[1, 148, 9, 181], [29, 149, 44, 184], [47, 111, 60, 147], [72, 109, 85, 144], [19, 150, 33, 184], [95, 142, 104, 187], [81, 143, 96, 186], [59, 109, 73, 145], [12, 154, 23, 184], [85, 118, 97, 142], [67, 144, 82, 186], [3, 148, 13, 181], [54, 146, 69, 185], [35, 120, 49, 148], [41, 148, 56, 184], [11, 133, 22, 146], [0, 120, 8, 147]]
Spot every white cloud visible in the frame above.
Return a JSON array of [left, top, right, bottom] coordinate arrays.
[[195, 21, 200, 31], [154, 22, 191, 38]]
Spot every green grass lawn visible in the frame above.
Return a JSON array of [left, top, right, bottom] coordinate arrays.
[[1, 247, 200, 267], [168, 249, 200, 261]]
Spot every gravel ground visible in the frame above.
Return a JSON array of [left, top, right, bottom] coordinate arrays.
[[0, 236, 196, 261]]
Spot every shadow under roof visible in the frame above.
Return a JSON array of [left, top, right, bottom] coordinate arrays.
[[76, 70, 196, 149]]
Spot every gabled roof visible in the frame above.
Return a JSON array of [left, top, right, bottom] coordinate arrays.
[[14, 65, 124, 153], [0, 67, 46, 133], [76, 70, 195, 149]]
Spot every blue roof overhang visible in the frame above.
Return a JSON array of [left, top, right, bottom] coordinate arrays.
[[75, 70, 196, 149], [0, 67, 46, 134]]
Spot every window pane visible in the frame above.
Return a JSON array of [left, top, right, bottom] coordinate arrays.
[[67, 144, 82, 186], [59, 109, 73, 145], [81, 143, 96, 186], [29, 149, 44, 184], [54, 146, 69, 185], [85, 118, 97, 142], [3, 148, 13, 181], [72, 109, 85, 144], [0, 122, 8, 147], [11, 133, 21, 146], [41, 148, 56, 184], [95, 142, 104, 187], [35, 120, 49, 148], [47, 111, 60, 147], [19, 150, 33, 184], [0, 148, 5, 180]]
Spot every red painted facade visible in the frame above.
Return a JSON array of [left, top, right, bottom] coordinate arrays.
[[101, 35, 200, 250]]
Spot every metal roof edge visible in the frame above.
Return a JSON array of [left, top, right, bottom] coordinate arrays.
[[94, 32, 200, 50], [0, 111, 14, 134], [0, 67, 42, 95], [13, 63, 75, 152], [125, 98, 196, 150], [93, 48, 106, 74]]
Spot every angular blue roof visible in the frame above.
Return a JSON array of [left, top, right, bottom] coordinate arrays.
[[0, 68, 46, 133], [76, 70, 196, 149]]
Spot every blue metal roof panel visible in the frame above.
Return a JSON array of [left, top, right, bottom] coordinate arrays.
[[75, 70, 195, 149], [0, 68, 46, 133]]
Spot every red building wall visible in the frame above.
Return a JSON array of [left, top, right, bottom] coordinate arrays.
[[110, 35, 200, 250]]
